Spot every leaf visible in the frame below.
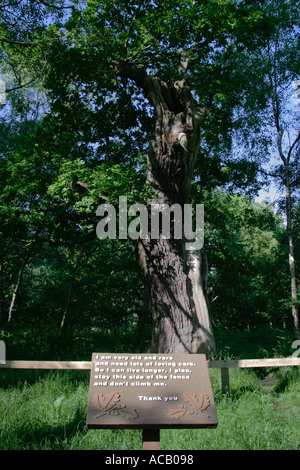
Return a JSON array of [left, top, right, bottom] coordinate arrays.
[[118, 406, 139, 420], [199, 394, 210, 412], [96, 392, 120, 413], [184, 393, 210, 413], [168, 405, 188, 420], [94, 392, 138, 420], [184, 392, 200, 410], [168, 394, 211, 420]]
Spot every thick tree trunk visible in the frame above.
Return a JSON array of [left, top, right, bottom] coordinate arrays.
[[117, 62, 216, 355], [137, 237, 216, 354]]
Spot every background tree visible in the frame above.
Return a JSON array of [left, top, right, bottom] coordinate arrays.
[[203, 190, 289, 330], [230, 0, 300, 338]]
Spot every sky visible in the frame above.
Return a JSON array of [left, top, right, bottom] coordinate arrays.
[[256, 183, 281, 205]]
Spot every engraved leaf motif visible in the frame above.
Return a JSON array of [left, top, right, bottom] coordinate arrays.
[[167, 405, 189, 420], [95, 392, 120, 416], [94, 392, 138, 420], [184, 392, 210, 412], [168, 393, 211, 420], [118, 406, 139, 420]]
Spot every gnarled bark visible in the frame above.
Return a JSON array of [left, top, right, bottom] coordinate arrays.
[[117, 61, 216, 355]]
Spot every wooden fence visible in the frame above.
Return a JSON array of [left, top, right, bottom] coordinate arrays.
[[1, 357, 300, 396], [208, 357, 300, 395]]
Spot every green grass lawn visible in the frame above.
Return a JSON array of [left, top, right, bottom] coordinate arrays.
[[0, 366, 299, 450]]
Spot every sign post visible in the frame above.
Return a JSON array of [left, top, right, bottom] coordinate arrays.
[[86, 353, 218, 449], [142, 429, 160, 450]]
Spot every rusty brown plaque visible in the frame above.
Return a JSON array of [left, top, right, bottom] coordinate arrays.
[[86, 353, 218, 429]]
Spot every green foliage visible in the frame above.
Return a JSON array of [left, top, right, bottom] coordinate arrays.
[[202, 190, 290, 329], [214, 327, 296, 360], [1, 239, 151, 359]]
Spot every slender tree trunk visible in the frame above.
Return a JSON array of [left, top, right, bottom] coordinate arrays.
[[134, 287, 150, 349], [117, 62, 216, 355], [60, 246, 85, 329], [284, 165, 300, 339], [6, 250, 31, 328], [0, 258, 3, 325]]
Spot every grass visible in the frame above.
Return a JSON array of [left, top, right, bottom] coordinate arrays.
[[0, 327, 299, 450], [164, 368, 300, 451], [0, 366, 299, 450]]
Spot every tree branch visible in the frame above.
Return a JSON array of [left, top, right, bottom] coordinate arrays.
[[114, 61, 149, 94], [287, 129, 300, 166], [277, 128, 287, 165], [257, 167, 281, 179], [36, 0, 75, 10], [6, 76, 39, 93], [124, 0, 145, 54]]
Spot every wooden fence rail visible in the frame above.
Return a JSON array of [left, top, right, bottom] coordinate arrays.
[[0, 361, 92, 370], [209, 357, 300, 395], [1, 357, 300, 396]]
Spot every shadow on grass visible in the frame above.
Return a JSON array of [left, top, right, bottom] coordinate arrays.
[[1, 407, 86, 450], [226, 384, 259, 401]]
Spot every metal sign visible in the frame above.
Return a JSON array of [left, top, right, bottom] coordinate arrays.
[[86, 353, 218, 429]]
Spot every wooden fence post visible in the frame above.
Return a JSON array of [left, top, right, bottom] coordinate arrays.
[[221, 368, 230, 396]]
